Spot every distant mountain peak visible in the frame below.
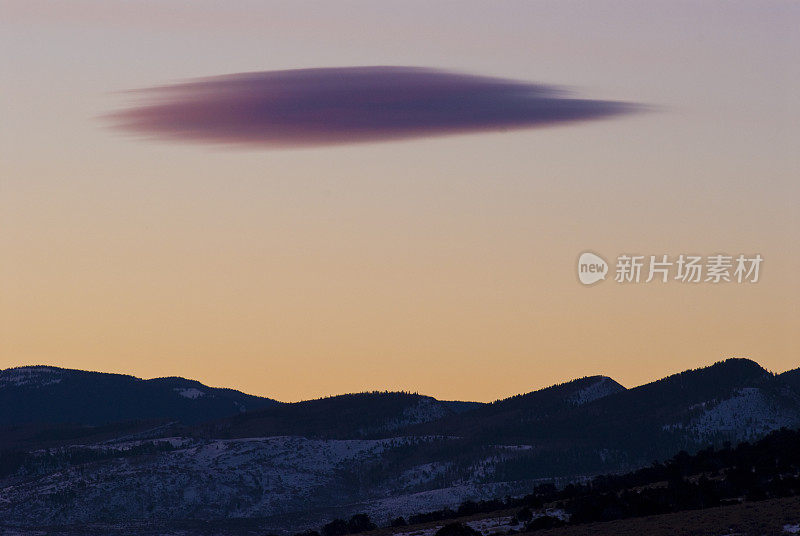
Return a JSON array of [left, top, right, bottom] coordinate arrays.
[[1, 365, 65, 376], [501, 374, 625, 406], [0, 365, 66, 387], [0, 365, 278, 426], [695, 358, 771, 383], [712, 357, 767, 371], [567, 376, 626, 406], [632, 358, 769, 396]]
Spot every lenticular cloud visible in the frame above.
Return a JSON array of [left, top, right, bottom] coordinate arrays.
[[108, 66, 638, 148]]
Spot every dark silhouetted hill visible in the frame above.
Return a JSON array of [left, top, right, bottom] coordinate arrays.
[[0, 365, 279, 426]]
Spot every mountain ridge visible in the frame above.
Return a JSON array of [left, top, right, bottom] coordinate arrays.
[[1, 357, 799, 532], [0, 365, 280, 426]]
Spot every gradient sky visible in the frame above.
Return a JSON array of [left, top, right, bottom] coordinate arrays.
[[2, 1, 798, 402]]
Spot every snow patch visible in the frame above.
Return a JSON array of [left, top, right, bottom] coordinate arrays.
[[467, 516, 514, 534], [0, 367, 63, 388], [359, 398, 450, 435], [398, 462, 451, 489], [391, 508, 568, 536], [173, 387, 205, 399], [664, 387, 799, 440]]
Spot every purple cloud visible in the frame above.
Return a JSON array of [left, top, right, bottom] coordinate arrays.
[[108, 67, 640, 148]]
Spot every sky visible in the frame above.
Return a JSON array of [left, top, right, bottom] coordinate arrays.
[[1, 1, 799, 402]]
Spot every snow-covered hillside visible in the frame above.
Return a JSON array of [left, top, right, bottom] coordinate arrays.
[[664, 387, 800, 441], [359, 397, 453, 435], [2, 359, 800, 534], [0, 435, 526, 529], [0, 366, 65, 388]]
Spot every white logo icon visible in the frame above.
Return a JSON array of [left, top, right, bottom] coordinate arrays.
[[578, 252, 608, 285]]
